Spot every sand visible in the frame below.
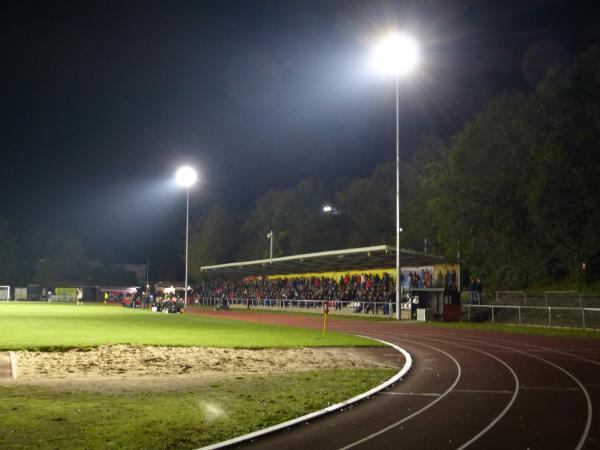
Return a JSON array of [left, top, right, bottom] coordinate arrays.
[[5, 345, 401, 392]]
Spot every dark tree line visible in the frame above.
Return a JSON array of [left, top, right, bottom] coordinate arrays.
[[190, 47, 600, 289], [0, 223, 89, 286]]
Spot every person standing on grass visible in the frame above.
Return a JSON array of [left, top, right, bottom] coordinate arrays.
[[76, 288, 83, 306], [470, 278, 478, 304]]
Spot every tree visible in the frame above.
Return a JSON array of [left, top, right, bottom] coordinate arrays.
[[414, 46, 600, 288], [237, 179, 344, 260], [524, 47, 600, 281], [188, 206, 242, 280], [0, 218, 18, 284], [29, 230, 89, 284], [335, 163, 395, 248]]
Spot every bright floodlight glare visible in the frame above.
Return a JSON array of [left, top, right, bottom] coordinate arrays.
[[175, 166, 198, 188], [372, 32, 419, 76], [323, 205, 333, 213]]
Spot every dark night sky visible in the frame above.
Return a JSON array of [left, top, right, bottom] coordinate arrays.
[[1, 0, 599, 271]]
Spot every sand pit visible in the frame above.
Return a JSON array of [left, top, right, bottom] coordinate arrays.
[[9, 345, 401, 392]]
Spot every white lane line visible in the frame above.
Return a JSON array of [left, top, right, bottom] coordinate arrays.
[[509, 348, 593, 450], [404, 327, 600, 367], [453, 389, 514, 395], [380, 391, 441, 397], [199, 338, 412, 450], [396, 329, 593, 450], [339, 340, 462, 450], [453, 346, 519, 450], [490, 337, 600, 367], [369, 330, 520, 450], [520, 386, 581, 392]]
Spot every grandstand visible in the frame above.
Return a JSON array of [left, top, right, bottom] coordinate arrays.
[[201, 245, 454, 277], [200, 245, 459, 320]]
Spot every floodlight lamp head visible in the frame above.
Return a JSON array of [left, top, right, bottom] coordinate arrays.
[[175, 166, 198, 188], [372, 32, 419, 77]]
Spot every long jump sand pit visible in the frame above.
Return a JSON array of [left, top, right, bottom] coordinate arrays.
[[8, 345, 402, 392]]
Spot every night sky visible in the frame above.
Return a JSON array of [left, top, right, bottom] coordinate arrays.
[[2, 0, 599, 272]]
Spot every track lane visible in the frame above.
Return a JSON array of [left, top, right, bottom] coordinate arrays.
[[237, 340, 461, 450], [384, 326, 600, 449], [373, 327, 594, 449], [192, 310, 599, 449]]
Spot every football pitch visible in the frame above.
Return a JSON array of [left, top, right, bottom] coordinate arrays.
[[0, 303, 380, 350], [0, 303, 394, 449]]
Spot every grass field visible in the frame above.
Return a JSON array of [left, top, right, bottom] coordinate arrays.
[[0, 303, 393, 449], [0, 303, 381, 350], [0, 368, 395, 449]]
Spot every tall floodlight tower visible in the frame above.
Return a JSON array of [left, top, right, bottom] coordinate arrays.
[[372, 32, 420, 319], [175, 165, 198, 308]]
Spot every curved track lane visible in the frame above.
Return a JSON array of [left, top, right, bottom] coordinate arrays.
[[194, 310, 600, 449]]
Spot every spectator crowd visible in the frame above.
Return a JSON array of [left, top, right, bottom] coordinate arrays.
[[196, 269, 462, 305]]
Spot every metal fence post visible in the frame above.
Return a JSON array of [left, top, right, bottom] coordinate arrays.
[[582, 308, 586, 329], [548, 307, 552, 327], [467, 305, 470, 322], [491, 305, 494, 324], [518, 306, 521, 325]]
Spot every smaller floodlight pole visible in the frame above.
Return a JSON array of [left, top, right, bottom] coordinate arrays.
[[267, 230, 273, 263], [175, 166, 198, 308]]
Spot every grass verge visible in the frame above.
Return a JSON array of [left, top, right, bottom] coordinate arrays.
[[408, 320, 600, 339], [0, 368, 395, 450]]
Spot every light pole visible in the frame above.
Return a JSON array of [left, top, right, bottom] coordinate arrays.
[[175, 165, 198, 308], [145, 258, 150, 290], [372, 32, 419, 319], [267, 230, 273, 263]]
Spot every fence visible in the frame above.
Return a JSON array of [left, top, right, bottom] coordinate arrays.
[[195, 293, 600, 329], [48, 294, 76, 302], [463, 304, 600, 330], [464, 290, 600, 308], [196, 297, 398, 317]]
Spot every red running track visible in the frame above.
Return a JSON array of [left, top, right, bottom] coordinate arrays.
[[194, 310, 600, 450]]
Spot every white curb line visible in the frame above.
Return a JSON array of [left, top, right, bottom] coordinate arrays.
[[199, 338, 412, 450]]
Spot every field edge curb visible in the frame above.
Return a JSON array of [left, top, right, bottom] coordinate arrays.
[[198, 338, 412, 450], [10, 351, 17, 379]]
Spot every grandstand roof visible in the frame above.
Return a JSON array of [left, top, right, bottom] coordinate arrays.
[[200, 245, 455, 277]]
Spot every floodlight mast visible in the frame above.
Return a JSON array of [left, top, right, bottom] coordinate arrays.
[[175, 165, 198, 308], [372, 32, 420, 320]]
